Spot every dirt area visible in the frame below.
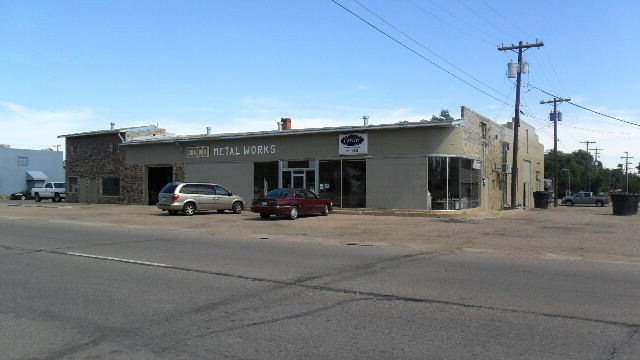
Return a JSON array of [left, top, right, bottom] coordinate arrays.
[[1, 200, 638, 263]]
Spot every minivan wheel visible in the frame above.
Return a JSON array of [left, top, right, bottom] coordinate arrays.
[[183, 202, 196, 216], [232, 201, 243, 214]]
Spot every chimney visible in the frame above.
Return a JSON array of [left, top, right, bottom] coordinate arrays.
[[206, 126, 211, 135], [280, 117, 292, 131], [110, 122, 115, 130]]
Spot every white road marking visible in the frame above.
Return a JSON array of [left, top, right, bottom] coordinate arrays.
[[65, 252, 168, 267]]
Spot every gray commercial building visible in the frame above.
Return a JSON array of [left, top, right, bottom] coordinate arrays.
[[60, 106, 545, 211]]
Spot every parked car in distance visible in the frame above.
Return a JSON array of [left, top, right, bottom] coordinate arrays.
[[562, 191, 610, 207], [157, 182, 245, 216], [251, 188, 333, 220], [10, 189, 33, 200], [31, 182, 66, 202]]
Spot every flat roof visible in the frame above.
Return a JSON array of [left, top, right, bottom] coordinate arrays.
[[121, 119, 465, 146], [58, 125, 158, 138]]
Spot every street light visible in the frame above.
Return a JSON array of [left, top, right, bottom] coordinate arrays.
[[562, 168, 571, 197]]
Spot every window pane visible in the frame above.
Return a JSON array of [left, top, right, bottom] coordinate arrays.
[[319, 160, 341, 206], [102, 178, 120, 196]]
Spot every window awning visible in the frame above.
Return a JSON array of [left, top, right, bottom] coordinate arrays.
[[26, 170, 49, 181]]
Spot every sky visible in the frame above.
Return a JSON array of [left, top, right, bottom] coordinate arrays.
[[1, 0, 639, 170]]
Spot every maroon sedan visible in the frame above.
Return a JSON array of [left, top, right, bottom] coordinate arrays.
[[251, 188, 333, 220]]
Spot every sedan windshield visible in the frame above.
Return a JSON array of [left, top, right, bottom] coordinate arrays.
[[265, 189, 291, 198]]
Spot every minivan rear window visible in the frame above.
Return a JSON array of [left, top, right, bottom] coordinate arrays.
[[159, 183, 179, 193]]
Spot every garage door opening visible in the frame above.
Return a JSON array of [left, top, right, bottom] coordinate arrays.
[[148, 166, 173, 205]]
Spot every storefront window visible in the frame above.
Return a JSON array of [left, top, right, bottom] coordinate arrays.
[[319, 161, 341, 206], [254, 162, 278, 199], [429, 156, 480, 210], [342, 159, 366, 208], [319, 160, 366, 208]]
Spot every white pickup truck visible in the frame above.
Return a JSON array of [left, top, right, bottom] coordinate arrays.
[[562, 191, 610, 207], [31, 182, 66, 202]]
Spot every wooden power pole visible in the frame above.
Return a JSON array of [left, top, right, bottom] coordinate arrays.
[[541, 97, 570, 207], [498, 40, 544, 208]]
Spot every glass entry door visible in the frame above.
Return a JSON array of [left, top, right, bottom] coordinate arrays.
[[281, 169, 316, 192], [280, 160, 318, 193]]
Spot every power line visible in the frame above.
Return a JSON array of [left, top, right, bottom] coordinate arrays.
[[526, 82, 640, 128], [330, 0, 511, 106], [479, 0, 537, 40], [457, 0, 519, 40], [351, 0, 508, 101], [410, 0, 497, 45]]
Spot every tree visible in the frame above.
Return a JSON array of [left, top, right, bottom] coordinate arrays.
[[544, 151, 640, 194], [430, 109, 454, 122]]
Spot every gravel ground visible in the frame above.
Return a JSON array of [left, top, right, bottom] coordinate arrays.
[[1, 200, 638, 263]]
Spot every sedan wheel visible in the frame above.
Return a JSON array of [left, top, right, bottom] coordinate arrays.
[[182, 202, 196, 216], [321, 204, 329, 216], [288, 206, 299, 220], [232, 201, 243, 214]]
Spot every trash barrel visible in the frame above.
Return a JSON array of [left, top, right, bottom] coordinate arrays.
[[533, 191, 551, 209], [610, 193, 640, 216]]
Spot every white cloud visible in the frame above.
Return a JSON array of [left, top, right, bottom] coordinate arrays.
[[0, 102, 95, 150]]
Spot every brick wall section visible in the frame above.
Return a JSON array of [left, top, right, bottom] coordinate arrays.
[[461, 106, 545, 210]]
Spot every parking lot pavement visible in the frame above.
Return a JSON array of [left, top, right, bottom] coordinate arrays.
[[1, 200, 638, 263]]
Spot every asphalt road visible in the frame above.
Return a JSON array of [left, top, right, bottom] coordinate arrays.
[[1, 202, 640, 359]]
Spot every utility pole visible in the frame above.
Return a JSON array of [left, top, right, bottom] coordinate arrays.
[[540, 97, 570, 207], [621, 152, 634, 192], [499, 40, 544, 208], [580, 140, 596, 191], [592, 148, 604, 167]]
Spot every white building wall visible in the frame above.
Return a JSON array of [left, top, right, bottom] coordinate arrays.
[[0, 146, 64, 195]]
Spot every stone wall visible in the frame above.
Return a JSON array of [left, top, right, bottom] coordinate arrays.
[[64, 133, 126, 204]]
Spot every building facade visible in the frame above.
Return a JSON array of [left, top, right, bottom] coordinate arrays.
[[0, 145, 64, 196], [60, 106, 545, 210]]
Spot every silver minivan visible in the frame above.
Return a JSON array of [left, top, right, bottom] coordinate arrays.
[[157, 182, 245, 216]]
